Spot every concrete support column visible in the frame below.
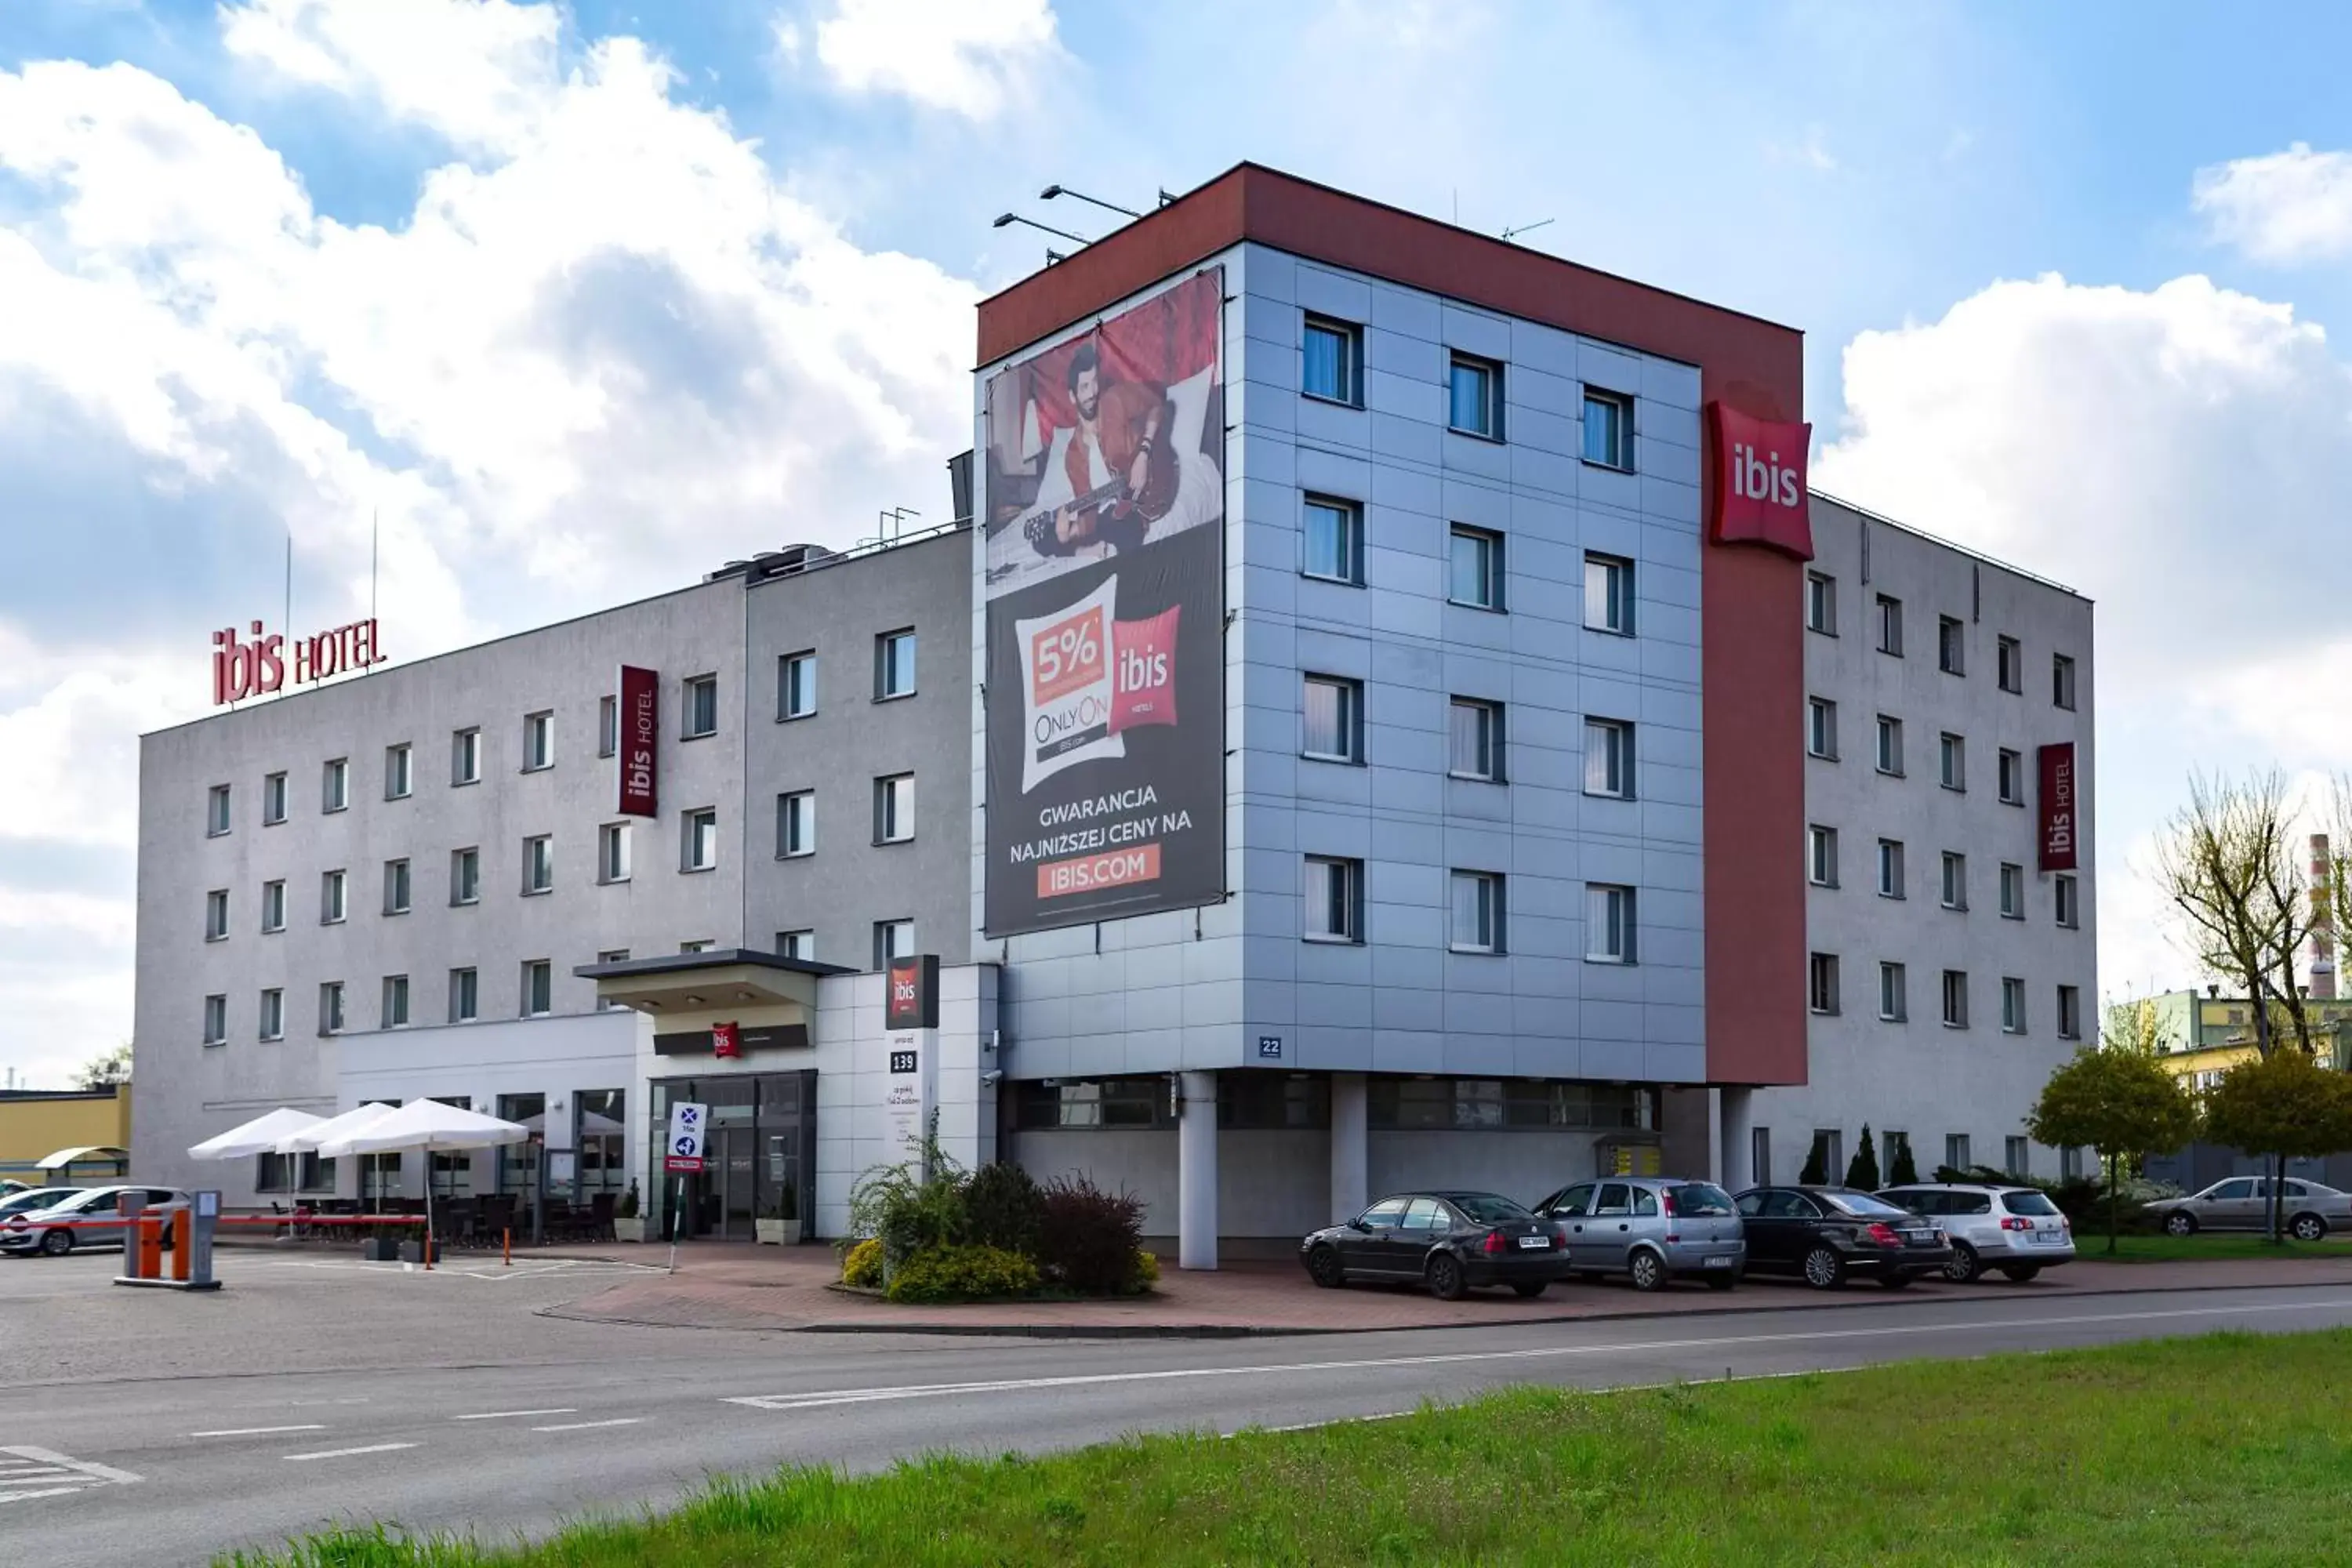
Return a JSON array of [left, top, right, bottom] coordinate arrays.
[[1178, 1070, 1218, 1271], [1719, 1086, 1756, 1189], [1330, 1072, 1368, 1224]]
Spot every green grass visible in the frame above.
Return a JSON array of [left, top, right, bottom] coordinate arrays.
[[2071, 1232, 2352, 1263], [221, 1330, 2352, 1568]]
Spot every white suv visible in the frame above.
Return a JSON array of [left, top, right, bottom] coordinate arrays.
[[1878, 1183, 2074, 1283]]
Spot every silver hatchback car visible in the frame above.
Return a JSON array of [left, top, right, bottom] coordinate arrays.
[[1530, 1177, 1747, 1290], [2143, 1177, 2352, 1240], [1878, 1183, 2074, 1282]]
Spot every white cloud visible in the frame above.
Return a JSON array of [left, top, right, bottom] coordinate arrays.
[[800, 0, 1065, 122], [2192, 142, 2352, 265]]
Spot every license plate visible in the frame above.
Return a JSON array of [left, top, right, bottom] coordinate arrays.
[[2034, 1232, 2067, 1246], [1904, 1230, 1934, 1244], [1515, 1234, 1550, 1249], [1703, 1254, 1733, 1269]]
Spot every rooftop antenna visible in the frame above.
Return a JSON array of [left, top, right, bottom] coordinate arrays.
[[1040, 183, 1141, 221], [370, 507, 379, 635], [1501, 218, 1554, 243], [1157, 188, 1178, 207], [879, 506, 920, 543]]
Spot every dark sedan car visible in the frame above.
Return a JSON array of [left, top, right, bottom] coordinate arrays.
[[1301, 1191, 1567, 1300], [1733, 1185, 1954, 1289]]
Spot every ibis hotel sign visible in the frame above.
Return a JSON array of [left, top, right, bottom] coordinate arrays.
[[616, 664, 659, 818], [210, 618, 384, 706]]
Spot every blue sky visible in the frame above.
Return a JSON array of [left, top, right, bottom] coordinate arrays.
[[5, 0, 2352, 1086]]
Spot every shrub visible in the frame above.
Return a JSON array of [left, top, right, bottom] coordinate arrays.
[[964, 1162, 1047, 1258], [1845, 1124, 1882, 1191], [1798, 1136, 1829, 1186], [1886, 1136, 1920, 1187], [840, 1237, 884, 1288], [848, 1119, 968, 1270], [884, 1243, 1040, 1304], [1036, 1174, 1145, 1294], [1127, 1248, 1160, 1293]]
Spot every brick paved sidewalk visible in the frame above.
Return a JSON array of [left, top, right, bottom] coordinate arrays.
[[537, 1243, 2352, 1337]]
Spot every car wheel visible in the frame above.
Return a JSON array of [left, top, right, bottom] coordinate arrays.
[[1802, 1246, 1846, 1290], [1627, 1250, 1668, 1293], [38, 1229, 72, 1258], [1703, 1272, 1740, 1291], [1305, 1245, 1346, 1290], [1511, 1281, 1547, 1299], [1998, 1265, 2041, 1282], [2289, 1214, 2328, 1243], [1944, 1242, 1981, 1283], [1879, 1272, 1913, 1290], [1425, 1252, 1467, 1302], [2163, 1211, 2198, 1237]]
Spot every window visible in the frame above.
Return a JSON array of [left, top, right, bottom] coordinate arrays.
[[205, 888, 230, 942], [777, 790, 815, 857], [383, 974, 410, 1029], [452, 727, 481, 786], [319, 981, 345, 1036], [680, 939, 714, 954], [1807, 825, 1838, 887], [1808, 953, 1840, 1014], [262, 771, 288, 826], [1806, 572, 1836, 635], [1751, 1127, 1773, 1186], [594, 949, 629, 1009], [2002, 977, 2026, 1033], [1587, 883, 1636, 964], [260, 879, 286, 934], [1581, 387, 1632, 468], [321, 869, 347, 924], [2055, 874, 2079, 929], [451, 847, 481, 906], [1878, 962, 1907, 1022], [2053, 653, 2077, 710], [1940, 851, 1967, 911], [522, 711, 553, 771], [775, 929, 814, 962], [1998, 635, 2022, 694], [1450, 526, 1504, 610], [258, 987, 284, 1042], [1584, 718, 1635, 797], [1938, 615, 1965, 676], [683, 674, 718, 739], [1450, 870, 1504, 953], [1304, 855, 1363, 943], [2005, 1136, 2031, 1178], [207, 783, 231, 837], [1875, 714, 1904, 776], [684, 809, 719, 871], [873, 919, 914, 969], [1301, 676, 1363, 764], [2061, 1145, 2085, 1181], [1877, 839, 1906, 900], [598, 694, 618, 758], [385, 743, 412, 800], [1875, 594, 1904, 656], [1998, 748, 2024, 804], [874, 775, 914, 844], [1806, 697, 1838, 760], [523, 835, 552, 895], [1450, 699, 1505, 782], [1016, 1076, 1181, 1131], [1301, 314, 1362, 405], [202, 993, 227, 1046], [598, 822, 631, 884], [1302, 495, 1362, 583], [1810, 1131, 1845, 1185], [521, 960, 552, 1018], [1584, 552, 1635, 634], [449, 967, 477, 1024], [1945, 1134, 1972, 1174], [383, 858, 412, 916], [1448, 352, 1501, 438], [1939, 732, 1965, 791], [876, 630, 916, 699], [322, 757, 349, 812], [1941, 970, 1969, 1029], [779, 651, 816, 720]]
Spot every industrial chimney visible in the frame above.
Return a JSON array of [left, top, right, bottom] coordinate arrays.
[[2310, 833, 2336, 1001]]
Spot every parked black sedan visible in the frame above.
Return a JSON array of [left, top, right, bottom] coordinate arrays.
[[1300, 1191, 1567, 1300], [1732, 1185, 1955, 1289]]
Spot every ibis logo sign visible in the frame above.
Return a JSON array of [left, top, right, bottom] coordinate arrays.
[[885, 954, 939, 1032], [210, 618, 384, 706], [1705, 402, 1814, 561]]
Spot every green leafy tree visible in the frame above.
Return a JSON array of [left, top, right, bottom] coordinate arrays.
[[74, 1043, 132, 1088], [1798, 1133, 1829, 1186], [2027, 1047, 2201, 1254], [1886, 1132, 1919, 1186], [1844, 1124, 1881, 1190], [2204, 1047, 2352, 1243]]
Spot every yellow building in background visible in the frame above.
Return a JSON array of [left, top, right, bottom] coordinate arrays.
[[2147, 989, 2352, 1091], [0, 1085, 132, 1184]]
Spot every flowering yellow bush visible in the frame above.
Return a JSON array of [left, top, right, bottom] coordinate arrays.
[[841, 1236, 884, 1287]]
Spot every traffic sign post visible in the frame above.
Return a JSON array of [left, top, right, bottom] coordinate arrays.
[[663, 1102, 707, 1275]]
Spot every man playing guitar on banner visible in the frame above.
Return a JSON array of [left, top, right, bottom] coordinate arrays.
[[1037, 339, 1174, 557]]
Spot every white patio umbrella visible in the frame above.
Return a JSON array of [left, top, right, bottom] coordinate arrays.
[[317, 1100, 532, 1259], [281, 1102, 401, 1210], [519, 1109, 623, 1136], [187, 1107, 325, 1163]]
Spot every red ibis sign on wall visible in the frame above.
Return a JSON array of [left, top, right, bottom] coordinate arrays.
[[210, 619, 384, 706], [1705, 402, 1815, 561], [2038, 742, 2079, 872], [616, 664, 659, 818]]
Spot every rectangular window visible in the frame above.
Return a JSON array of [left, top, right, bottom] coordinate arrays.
[[383, 858, 411, 916], [2053, 653, 2077, 710], [1938, 615, 1965, 676], [1809, 952, 1840, 1014], [1584, 718, 1635, 798], [1940, 851, 1967, 911], [777, 790, 815, 857], [207, 783, 231, 837], [1806, 697, 1838, 760], [876, 630, 917, 699], [1806, 572, 1836, 635], [1584, 551, 1635, 634], [873, 920, 914, 970], [2005, 1136, 2031, 1178], [1878, 961, 1907, 1022], [320, 869, 346, 925], [779, 651, 816, 720], [874, 775, 914, 844], [1751, 1127, 1773, 1186], [1941, 970, 1969, 1029], [1875, 714, 1904, 776], [1587, 884, 1637, 964], [1946, 1134, 1973, 1175], [260, 879, 285, 934], [594, 950, 628, 1009], [1999, 862, 2024, 919], [1449, 870, 1504, 953], [1451, 698, 1506, 782], [2061, 1145, 2085, 1181], [684, 808, 718, 871], [683, 674, 718, 739], [1878, 839, 1906, 900], [452, 727, 481, 786], [1998, 635, 2022, 694], [1998, 748, 2024, 805], [2002, 977, 2027, 1034], [679, 940, 713, 954], [522, 835, 552, 895], [449, 967, 477, 1024], [451, 847, 480, 906], [319, 981, 345, 1036], [775, 929, 814, 962], [1302, 495, 1362, 583], [1875, 593, 1904, 657], [383, 974, 410, 1029], [258, 987, 284, 1042], [522, 712, 553, 771], [1301, 676, 1363, 764], [202, 993, 227, 1046], [521, 960, 552, 1018], [598, 822, 631, 884], [1807, 825, 1838, 887], [1301, 314, 1363, 405], [262, 771, 288, 825], [385, 743, 412, 800], [2059, 984, 2082, 1040], [1450, 525, 1504, 610], [2055, 874, 2079, 929], [599, 694, 618, 758], [1303, 855, 1363, 943], [322, 757, 349, 813], [205, 888, 230, 942], [1448, 352, 1501, 439], [1581, 387, 1632, 468], [1939, 732, 1965, 791]]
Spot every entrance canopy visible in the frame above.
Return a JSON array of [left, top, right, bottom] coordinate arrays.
[[36, 1145, 129, 1172], [573, 948, 846, 1018]]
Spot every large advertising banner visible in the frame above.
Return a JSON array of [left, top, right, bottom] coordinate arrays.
[[982, 268, 1225, 938]]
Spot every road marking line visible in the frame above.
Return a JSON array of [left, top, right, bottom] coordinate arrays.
[[282, 1443, 418, 1462], [191, 1425, 327, 1438], [723, 1297, 2349, 1412], [0, 1486, 85, 1504], [453, 1409, 577, 1421], [0, 1446, 140, 1486], [529, 1418, 642, 1432]]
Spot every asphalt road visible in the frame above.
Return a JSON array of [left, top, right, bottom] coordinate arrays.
[[3, 1249, 2349, 1566]]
